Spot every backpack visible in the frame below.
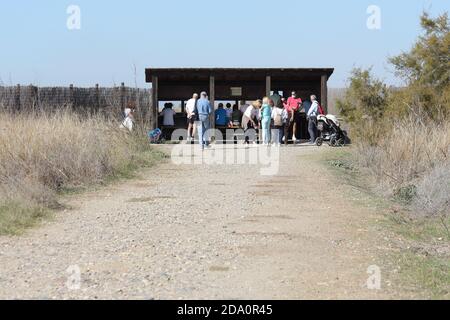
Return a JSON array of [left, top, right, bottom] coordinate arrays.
[[274, 109, 283, 126], [147, 128, 162, 143], [318, 103, 325, 115]]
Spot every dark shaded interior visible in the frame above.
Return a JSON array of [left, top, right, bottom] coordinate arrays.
[[146, 68, 333, 141]]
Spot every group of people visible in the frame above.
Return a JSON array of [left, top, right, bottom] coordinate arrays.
[[180, 91, 321, 148], [268, 91, 321, 145]]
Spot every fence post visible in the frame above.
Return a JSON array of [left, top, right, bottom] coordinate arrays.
[[29, 85, 39, 110], [95, 83, 100, 111], [120, 82, 125, 110], [14, 84, 21, 112], [69, 84, 74, 109]]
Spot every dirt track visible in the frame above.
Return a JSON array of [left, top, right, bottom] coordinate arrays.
[[0, 145, 408, 299]]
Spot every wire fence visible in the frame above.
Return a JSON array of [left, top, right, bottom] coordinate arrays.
[[0, 83, 153, 125], [0, 84, 345, 132]]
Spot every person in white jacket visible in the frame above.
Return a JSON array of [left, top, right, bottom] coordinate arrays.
[[307, 95, 319, 144], [185, 93, 198, 141], [120, 104, 134, 132]]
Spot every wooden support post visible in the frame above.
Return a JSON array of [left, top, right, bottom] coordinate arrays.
[[209, 75, 215, 132], [151, 76, 158, 129], [266, 75, 271, 97], [321, 74, 328, 113]]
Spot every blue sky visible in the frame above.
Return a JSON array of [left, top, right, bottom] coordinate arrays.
[[0, 0, 448, 88]]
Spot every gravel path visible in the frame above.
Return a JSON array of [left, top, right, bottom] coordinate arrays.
[[0, 145, 406, 299]]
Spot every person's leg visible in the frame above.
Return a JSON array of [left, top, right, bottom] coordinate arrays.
[[204, 116, 210, 146], [258, 122, 262, 144], [284, 123, 289, 145], [308, 117, 316, 143], [244, 128, 250, 144], [197, 119, 205, 147], [261, 119, 266, 144], [192, 119, 197, 139], [261, 124, 266, 144], [259, 123, 266, 144], [312, 117, 318, 142], [202, 120, 208, 146], [292, 119, 297, 142], [241, 116, 248, 144], [271, 128, 277, 144], [293, 112, 301, 142], [191, 120, 196, 138], [307, 118, 312, 142], [244, 119, 253, 144], [187, 122, 192, 140], [279, 126, 284, 144], [265, 119, 272, 144]]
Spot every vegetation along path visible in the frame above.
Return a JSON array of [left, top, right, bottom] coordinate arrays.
[[0, 145, 414, 299]]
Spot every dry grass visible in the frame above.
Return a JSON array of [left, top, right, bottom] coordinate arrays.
[[0, 110, 164, 234], [355, 116, 449, 188], [353, 113, 450, 222]]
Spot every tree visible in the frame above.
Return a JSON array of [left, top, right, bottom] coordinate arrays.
[[389, 12, 450, 116], [336, 68, 389, 143], [337, 67, 389, 123]]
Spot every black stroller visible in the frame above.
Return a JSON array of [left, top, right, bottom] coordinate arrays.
[[315, 114, 349, 147]]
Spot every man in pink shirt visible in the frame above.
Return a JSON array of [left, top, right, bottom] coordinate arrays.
[[284, 91, 303, 143]]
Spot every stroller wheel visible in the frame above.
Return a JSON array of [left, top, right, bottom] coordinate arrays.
[[329, 136, 337, 147], [316, 137, 323, 147]]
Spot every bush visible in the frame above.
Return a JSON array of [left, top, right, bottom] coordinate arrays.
[[412, 163, 450, 219], [337, 68, 389, 143], [340, 12, 450, 220], [353, 114, 450, 190]]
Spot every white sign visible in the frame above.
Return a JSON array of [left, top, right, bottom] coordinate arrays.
[[230, 87, 242, 96]]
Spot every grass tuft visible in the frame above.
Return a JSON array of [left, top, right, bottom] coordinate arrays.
[[0, 202, 49, 236]]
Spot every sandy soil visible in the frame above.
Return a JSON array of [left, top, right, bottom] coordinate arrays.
[[0, 144, 409, 299]]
